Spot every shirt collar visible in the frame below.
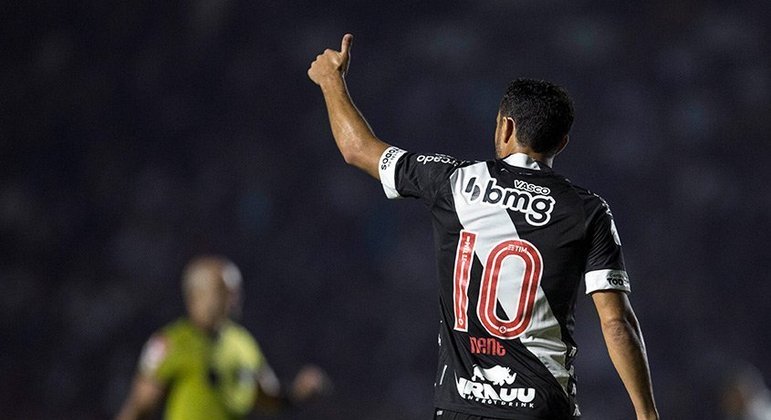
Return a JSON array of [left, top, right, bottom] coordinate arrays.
[[502, 153, 544, 170]]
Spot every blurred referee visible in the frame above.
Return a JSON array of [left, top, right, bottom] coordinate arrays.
[[115, 256, 328, 420], [308, 34, 658, 419]]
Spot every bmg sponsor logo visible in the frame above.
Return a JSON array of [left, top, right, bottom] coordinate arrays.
[[463, 177, 555, 226], [455, 364, 536, 408]]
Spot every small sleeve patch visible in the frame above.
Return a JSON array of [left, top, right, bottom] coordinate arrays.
[[585, 269, 631, 294], [378, 146, 407, 199], [139, 334, 168, 375]]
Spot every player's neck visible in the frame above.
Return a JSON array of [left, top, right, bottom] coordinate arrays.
[[190, 318, 228, 336], [504, 146, 555, 167], [497, 132, 567, 167]]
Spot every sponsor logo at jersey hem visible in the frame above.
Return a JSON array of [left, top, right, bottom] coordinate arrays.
[[454, 365, 536, 408], [463, 177, 555, 226], [416, 154, 459, 166]]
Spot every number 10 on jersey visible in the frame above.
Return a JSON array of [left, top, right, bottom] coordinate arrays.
[[453, 230, 543, 339]]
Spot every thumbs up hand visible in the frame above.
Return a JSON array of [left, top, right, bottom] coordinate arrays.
[[308, 34, 353, 86]]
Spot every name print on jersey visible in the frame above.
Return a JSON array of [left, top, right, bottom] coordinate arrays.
[[462, 177, 555, 226], [469, 337, 506, 356]]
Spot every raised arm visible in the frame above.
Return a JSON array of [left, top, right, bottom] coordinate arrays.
[[592, 290, 659, 420], [307, 33, 390, 179]]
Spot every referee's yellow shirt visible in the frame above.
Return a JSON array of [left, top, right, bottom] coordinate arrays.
[[139, 318, 265, 420]]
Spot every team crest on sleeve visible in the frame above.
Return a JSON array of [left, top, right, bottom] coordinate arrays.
[[139, 335, 168, 374]]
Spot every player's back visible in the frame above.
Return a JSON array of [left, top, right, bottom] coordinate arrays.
[[379, 148, 630, 419]]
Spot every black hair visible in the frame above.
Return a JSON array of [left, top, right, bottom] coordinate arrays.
[[498, 78, 574, 154]]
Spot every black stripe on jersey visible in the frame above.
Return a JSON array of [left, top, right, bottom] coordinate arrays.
[[488, 160, 586, 350]]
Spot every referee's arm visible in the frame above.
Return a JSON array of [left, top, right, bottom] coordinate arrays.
[[115, 374, 164, 420], [592, 290, 659, 420], [308, 33, 390, 179]]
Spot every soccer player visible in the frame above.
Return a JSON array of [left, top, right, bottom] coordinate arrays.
[[115, 256, 328, 420], [308, 34, 659, 419]]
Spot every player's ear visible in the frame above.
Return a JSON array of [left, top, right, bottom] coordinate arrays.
[[554, 135, 569, 156], [501, 116, 516, 145]]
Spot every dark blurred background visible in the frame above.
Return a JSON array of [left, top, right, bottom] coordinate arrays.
[[2, 1, 770, 419]]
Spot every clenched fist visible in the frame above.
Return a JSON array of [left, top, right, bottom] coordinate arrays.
[[308, 34, 353, 86], [291, 364, 333, 401]]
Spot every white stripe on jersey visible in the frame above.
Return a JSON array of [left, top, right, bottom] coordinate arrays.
[[450, 161, 572, 397]]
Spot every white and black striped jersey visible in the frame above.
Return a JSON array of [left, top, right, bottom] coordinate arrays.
[[378, 147, 631, 419]]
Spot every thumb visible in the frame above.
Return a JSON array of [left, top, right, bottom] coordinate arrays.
[[340, 33, 353, 56]]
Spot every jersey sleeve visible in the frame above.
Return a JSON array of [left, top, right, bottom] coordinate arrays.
[[378, 146, 463, 203], [138, 333, 176, 384], [583, 197, 631, 294]]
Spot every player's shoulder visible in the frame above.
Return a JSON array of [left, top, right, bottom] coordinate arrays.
[[219, 321, 264, 362], [391, 149, 479, 191], [401, 150, 477, 170], [560, 180, 617, 224], [160, 318, 195, 337], [222, 320, 256, 339], [221, 321, 260, 349], [139, 320, 188, 374], [556, 177, 608, 206], [382, 146, 472, 169], [147, 318, 203, 350]]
